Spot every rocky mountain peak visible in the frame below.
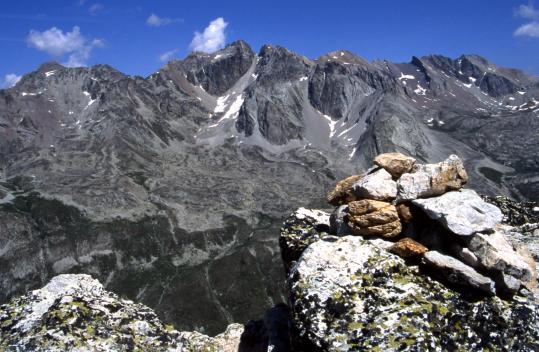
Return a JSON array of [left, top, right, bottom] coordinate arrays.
[[36, 61, 65, 73], [168, 40, 255, 96]]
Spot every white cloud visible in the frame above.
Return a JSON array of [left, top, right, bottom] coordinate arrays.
[[159, 49, 179, 62], [2, 74, 22, 88], [189, 17, 228, 53], [514, 3, 539, 38], [147, 13, 173, 27], [515, 3, 539, 19], [27, 26, 103, 67], [89, 3, 104, 15], [514, 21, 539, 37]]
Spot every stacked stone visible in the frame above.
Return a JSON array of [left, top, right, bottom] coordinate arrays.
[[326, 152, 537, 297]]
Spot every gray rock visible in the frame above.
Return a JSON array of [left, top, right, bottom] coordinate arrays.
[[396, 171, 432, 201], [282, 225, 539, 351], [422, 250, 496, 295], [467, 226, 535, 293], [412, 189, 503, 236], [351, 168, 397, 201], [0, 274, 246, 351], [397, 155, 468, 201], [329, 204, 351, 236]]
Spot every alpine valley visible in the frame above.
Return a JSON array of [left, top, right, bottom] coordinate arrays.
[[0, 40, 538, 336]]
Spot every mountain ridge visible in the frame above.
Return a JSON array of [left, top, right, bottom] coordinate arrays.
[[0, 39, 538, 334]]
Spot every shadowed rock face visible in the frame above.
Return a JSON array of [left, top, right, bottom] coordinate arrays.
[[0, 40, 538, 334]]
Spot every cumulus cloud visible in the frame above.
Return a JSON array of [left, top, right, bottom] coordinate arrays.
[[27, 26, 103, 67], [515, 21, 539, 37], [515, 3, 539, 19], [159, 49, 179, 62], [514, 3, 539, 37], [146, 13, 180, 27], [2, 74, 22, 88], [189, 17, 228, 53]]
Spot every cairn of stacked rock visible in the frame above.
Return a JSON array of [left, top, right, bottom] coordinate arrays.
[[326, 152, 537, 297]]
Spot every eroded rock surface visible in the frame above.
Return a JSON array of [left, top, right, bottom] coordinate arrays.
[[281, 225, 538, 351], [347, 199, 401, 238], [0, 274, 244, 351], [397, 155, 468, 201], [373, 152, 416, 179], [412, 189, 503, 236], [350, 168, 397, 201]]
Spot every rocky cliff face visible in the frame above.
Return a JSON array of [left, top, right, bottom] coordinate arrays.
[[0, 40, 538, 334]]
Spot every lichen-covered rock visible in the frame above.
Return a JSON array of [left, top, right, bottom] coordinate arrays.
[[373, 152, 416, 179], [284, 231, 539, 351], [397, 155, 468, 201], [389, 237, 428, 258], [0, 274, 243, 351], [327, 175, 363, 206], [422, 250, 496, 295], [347, 199, 402, 238], [279, 208, 332, 271], [350, 168, 398, 201], [412, 189, 503, 236]]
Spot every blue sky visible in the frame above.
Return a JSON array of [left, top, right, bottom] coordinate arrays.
[[1, 0, 539, 87]]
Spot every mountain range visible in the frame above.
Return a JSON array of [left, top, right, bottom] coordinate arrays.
[[0, 40, 538, 335]]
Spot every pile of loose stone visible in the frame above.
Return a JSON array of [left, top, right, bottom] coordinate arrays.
[[327, 152, 537, 297]]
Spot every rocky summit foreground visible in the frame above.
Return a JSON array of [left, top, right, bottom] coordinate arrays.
[[280, 153, 538, 351]]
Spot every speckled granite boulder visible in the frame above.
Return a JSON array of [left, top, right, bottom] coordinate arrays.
[[0, 274, 243, 351], [281, 212, 539, 351]]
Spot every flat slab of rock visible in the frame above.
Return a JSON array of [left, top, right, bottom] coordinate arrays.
[[347, 199, 402, 238], [423, 250, 496, 295], [397, 155, 468, 201], [351, 168, 397, 201], [373, 152, 416, 178], [412, 189, 503, 236]]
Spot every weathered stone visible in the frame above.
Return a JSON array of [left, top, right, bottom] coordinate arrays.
[[284, 232, 538, 351], [327, 174, 363, 205], [412, 189, 503, 236], [389, 237, 428, 258], [0, 274, 245, 351], [451, 244, 480, 268], [397, 203, 413, 223], [422, 251, 496, 295], [347, 199, 402, 238], [467, 226, 535, 293], [350, 168, 397, 201], [329, 205, 352, 236], [280, 208, 332, 271], [397, 155, 468, 201], [373, 152, 416, 178]]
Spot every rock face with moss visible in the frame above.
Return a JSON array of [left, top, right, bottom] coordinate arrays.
[[280, 210, 539, 351], [0, 274, 244, 351]]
